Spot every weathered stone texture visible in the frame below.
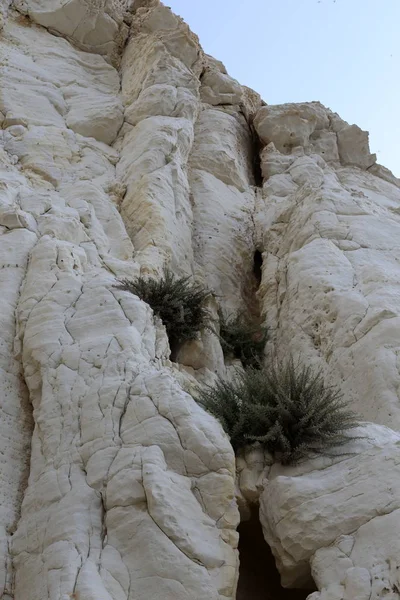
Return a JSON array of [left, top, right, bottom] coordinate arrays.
[[1, 2, 400, 600], [254, 101, 400, 430], [259, 424, 400, 598], [0, 5, 248, 598]]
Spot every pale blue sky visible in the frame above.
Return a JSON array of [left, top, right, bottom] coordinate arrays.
[[169, 0, 400, 176]]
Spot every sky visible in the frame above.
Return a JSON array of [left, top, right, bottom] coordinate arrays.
[[168, 0, 400, 177]]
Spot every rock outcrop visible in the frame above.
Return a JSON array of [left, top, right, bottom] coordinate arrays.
[[255, 102, 400, 430], [260, 424, 400, 594], [1, 1, 400, 599]]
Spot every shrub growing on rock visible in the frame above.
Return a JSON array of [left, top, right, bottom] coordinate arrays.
[[219, 311, 267, 369], [115, 270, 212, 347], [197, 359, 359, 465]]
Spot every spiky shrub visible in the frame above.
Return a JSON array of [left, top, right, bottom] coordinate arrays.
[[115, 270, 211, 347], [197, 359, 360, 464], [219, 312, 267, 369]]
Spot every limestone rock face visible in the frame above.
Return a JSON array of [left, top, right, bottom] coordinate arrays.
[[254, 102, 400, 431], [1, 1, 400, 599], [260, 424, 400, 597], [0, 2, 259, 598], [252, 99, 400, 600], [13, 0, 130, 58], [254, 102, 329, 154]]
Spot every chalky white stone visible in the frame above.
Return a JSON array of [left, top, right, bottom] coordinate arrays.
[[1, 1, 400, 599]]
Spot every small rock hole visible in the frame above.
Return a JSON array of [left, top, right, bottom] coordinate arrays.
[[169, 339, 180, 363], [253, 250, 263, 287]]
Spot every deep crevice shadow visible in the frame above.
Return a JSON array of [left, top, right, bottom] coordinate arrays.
[[253, 250, 263, 287], [241, 250, 264, 321], [169, 339, 179, 363], [251, 125, 264, 187], [236, 508, 316, 600]]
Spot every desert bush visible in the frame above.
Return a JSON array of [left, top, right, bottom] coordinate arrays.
[[219, 312, 267, 368], [115, 270, 211, 347], [197, 359, 360, 464]]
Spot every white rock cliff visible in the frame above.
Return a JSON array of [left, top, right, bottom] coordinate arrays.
[[0, 1, 400, 599]]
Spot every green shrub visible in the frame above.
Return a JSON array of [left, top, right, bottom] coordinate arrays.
[[219, 312, 267, 369], [197, 359, 360, 464], [115, 270, 212, 347]]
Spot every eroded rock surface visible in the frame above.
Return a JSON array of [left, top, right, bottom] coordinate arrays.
[[260, 424, 400, 598], [255, 101, 400, 430], [13, 0, 130, 59], [1, 1, 400, 599], [0, 3, 257, 598]]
